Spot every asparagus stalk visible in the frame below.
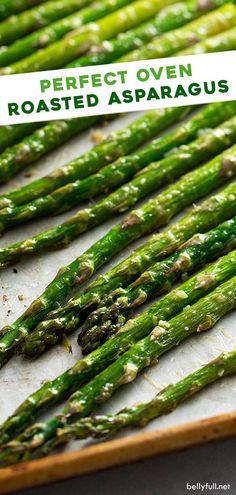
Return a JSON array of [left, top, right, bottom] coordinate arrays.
[[0, 0, 174, 73], [1, 145, 236, 368], [23, 181, 236, 357], [46, 350, 236, 446], [67, 0, 229, 69], [179, 24, 236, 54], [2, 274, 236, 463], [0, 0, 48, 21], [0, 106, 188, 196], [1, 112, 236, 233], [2, 3, 235, 74], [0, 122, 43, 154], [0, 0, 94, 46], [0, 115, 103, 184], [80, 217, 236, 352], [1, 251, 236, 449], [118, 3, 236, 63], [0, 0, 135, 68]]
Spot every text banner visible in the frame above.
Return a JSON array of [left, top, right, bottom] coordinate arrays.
[[0, 51, 235, 125]]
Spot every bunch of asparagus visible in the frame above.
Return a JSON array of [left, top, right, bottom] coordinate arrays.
[[1, 0, 236, 468], [33, 349, 236, 446], [1, 262, 236, 464], [0, 1, 235, 183], [2, 107, 236, 233], [1, 142, 236, 368], [3, 349, 236, 460], [0, 0, 228, 68], [0, 0, 95, 45], [0, 0, 48, 21], [21, 181, 236, 357]]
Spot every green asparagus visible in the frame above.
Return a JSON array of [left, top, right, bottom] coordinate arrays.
[[0, 0, 94, 45], [2, 112, 236, 233], [0, 106, 188, 193], [1, 102, 233, 209], [0, 115, 103, 184], [0, 117, 236, 234], [67, 0, 230, 69], [2, 3, 235, 74], [0, 0, 48, 21], [46, 350, 236, 446], [23, 181, 236, 357], [119, 3, 236, 63], [2, 274, 236, 463], [0, 0, 135, 67], [1, 144, 236, 368], [1, 250, 236, 448], [0, 122, 43, 154], [80, 217, 236, 352], [0, 0, 174, 73]]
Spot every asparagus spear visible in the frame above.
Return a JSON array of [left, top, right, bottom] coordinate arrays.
[[2, 274, 236, 463], [179, 24, 236, 54], [0, 0, 173, 73], [23, 181, 236, 357], [0, 0, 135, 68], [44, 350, 236, 447], [119, 3, 236, 62], [0, 0, 48, 21], [2, 113, 236, 232], [67, 0, 229, 69], [80, 217, 236, 352], [1, 251, 236, 449], [1, 145, 236, 368], [0, 115, 103, 184], [0, 122, 43, 154], [2, 3, 235, 74], [0, 106, 188, 195], [0, 0, 94, 46]]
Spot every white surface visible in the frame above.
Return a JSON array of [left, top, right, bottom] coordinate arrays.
[[0, 110, 236, 457]]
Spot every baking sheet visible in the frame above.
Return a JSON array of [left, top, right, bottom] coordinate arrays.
[[0, 109, 236, 458]]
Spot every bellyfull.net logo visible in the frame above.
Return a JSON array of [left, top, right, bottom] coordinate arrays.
[[186, 482, 231, 492]]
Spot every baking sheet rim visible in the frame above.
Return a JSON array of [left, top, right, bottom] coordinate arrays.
[[0, 409, 236, 494]]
